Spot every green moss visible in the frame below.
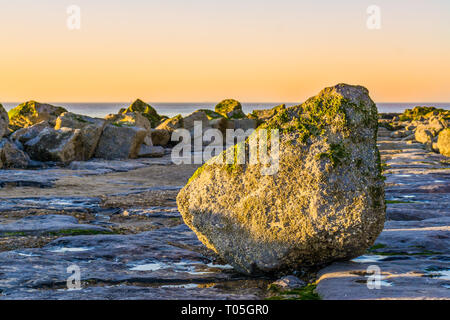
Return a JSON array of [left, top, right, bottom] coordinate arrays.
[[123, 99, 161, 127], [1, 231, 27, 237], [198, 109, 224, 120], [187, 165, 207, 184], [46, 229, 114, 236], [266, 284, 321, 300], [215, 99, 245, 119], [317, 143, 349, 167], [368, 243, 387, 251], [399, 106, 449, 121]]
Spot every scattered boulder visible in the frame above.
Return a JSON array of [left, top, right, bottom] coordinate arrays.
[[8, 101, 67, 129], [150, 129, 171, 147], [0, 103, 9, 138], [122, 99, 161, 128], [183, 110, 210, 131], [437, 128, 450, 157], [271, 276, 306, 290], [197, 109, 224, 120], [177, 84, 385, 275], [106, 112, 151, 131], [10, 121, 51, 146], [415, 125, 434, 144], [24, 127, 83, 163], [94, 124, 147, 160], [0, 139, 30, 169], [137, 145, 165, 158], [156, 115, 184, 132], [248, 104, 286, 126], [55, 112, 106, 160], [215, 99, 246, 119]]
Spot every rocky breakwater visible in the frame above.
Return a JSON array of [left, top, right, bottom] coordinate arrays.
[[177, 84, 386, 275], [379, 106, 450, 158]]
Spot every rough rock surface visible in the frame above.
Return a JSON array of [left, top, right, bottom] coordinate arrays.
[[183, 110, 210, 132], [10, 121, 51, 146], [122, 99, 161, 128], [24, 127, 83, 163], [150, 129, 171, 146], [138, 145, 165, 158], [94, 124, 147, 160], [177, 84, 385, 275], [156, 115, 184, 132], [316, 134, 450, 300], [55, 112, 106, 160], [8, 101, 67, 129], [0, 104, 9, 138], [0, 215, 110, 236], [0, 139, 30, 169], [215, 99, 246, 119], [437, 128, 450, 157]]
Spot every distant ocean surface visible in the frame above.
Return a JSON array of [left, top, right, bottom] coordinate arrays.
[[3, 102, 450, 119]]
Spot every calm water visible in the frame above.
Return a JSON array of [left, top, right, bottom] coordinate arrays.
[[3, 102, 450, 119]]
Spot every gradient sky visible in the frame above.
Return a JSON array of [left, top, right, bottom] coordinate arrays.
[[0, 0, 449, 103]]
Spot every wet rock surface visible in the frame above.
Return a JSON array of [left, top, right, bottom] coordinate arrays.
[[316, 134, 450, 300], [0, 122, 449, 300]]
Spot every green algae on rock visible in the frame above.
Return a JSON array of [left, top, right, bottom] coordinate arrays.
[[8, 101, 67, 129], [177, 83, 385, 275], [122, 99, 161, 128], [215, 99, 246, 119]]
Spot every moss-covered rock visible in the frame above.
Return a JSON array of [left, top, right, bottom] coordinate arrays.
[[177, 83, 385, 275], [437, 128, 450, 157], [122, 99, 161, 128], [215, 99, 246, 119], [8, 101, 67, 129], [0, 104, 9, 138], [156, 114, 184, 132], [399, 106, 450, 121], [94, 124, 147, 160], [55, 112, 106, 160], [24, 127, 83, 163], [249, 104, 286, 126]]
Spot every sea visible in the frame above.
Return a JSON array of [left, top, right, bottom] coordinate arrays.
[[2, 102, 450, 119]]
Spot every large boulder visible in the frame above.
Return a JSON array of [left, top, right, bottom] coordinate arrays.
[[106, 112, 151, 131], [8, 101, 67, 129], [55, 112, 106, 160], [106, 112, 153, 146], [122, 99, 161, 128], [437, 128, 450, 157], [10, 121, 51, 146], [415, 125, 434, 144], [150, 129, 171, 147], [183, 110, 210, 131], [177, 84, 385, 275], [94, 124, 147, 160], [24, 127, 83, 163], [0, 104, 9, 138], [248, 104, 287, 126], [215, 99, 246, 119], [0, 139, 30, 169], [156, 115, 184, 132]]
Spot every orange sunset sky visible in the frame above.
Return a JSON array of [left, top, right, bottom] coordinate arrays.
[[0, 0, 449, 103]]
